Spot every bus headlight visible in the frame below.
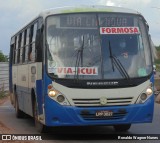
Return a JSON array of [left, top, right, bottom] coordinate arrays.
[[136, 86, 153, 104], [48, 90, 56, 97], [48, 84, 70, 106], [146, 88, 153, 96]]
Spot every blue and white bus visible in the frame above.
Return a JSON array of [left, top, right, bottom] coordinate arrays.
[[9, 5, 154, 132]]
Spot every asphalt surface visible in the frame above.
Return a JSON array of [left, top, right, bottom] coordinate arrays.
[[0, 98, 160, 143]]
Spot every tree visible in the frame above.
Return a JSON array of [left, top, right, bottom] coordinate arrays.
[[0, 50, 8, 62], [155, 45, 160, 49], [154, 45, 160, 66]]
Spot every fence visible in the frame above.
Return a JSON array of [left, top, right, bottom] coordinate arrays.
[[0, 62, 9, 92]]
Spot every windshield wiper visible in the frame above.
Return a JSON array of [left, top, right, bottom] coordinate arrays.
[[108, 41, 130, 79], [74, 35, 85, 81], [109, 41, 115, 72]]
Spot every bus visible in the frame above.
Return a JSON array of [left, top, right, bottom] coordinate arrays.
[[9, 5, 154, 133]]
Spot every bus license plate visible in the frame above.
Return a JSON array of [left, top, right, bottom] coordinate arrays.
[[95, 110, 113, 117]]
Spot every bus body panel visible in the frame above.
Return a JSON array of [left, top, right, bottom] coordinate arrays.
[[43, 78, 154, 126], [12, 63, 42, 116], [51, 80, 151, 106], [44, 90, 154, 126]]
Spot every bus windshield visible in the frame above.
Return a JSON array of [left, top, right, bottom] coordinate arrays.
[[46, 13, 152, 80]]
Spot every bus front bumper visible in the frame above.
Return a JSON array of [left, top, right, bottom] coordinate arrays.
[[44, 95, 154, 126]]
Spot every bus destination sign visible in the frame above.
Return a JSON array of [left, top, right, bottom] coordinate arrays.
[[60, 15, 133, 28]]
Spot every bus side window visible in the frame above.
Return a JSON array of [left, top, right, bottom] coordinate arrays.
[[35, 20, 43, 62], [17, 33, 22, 64], [22, 29, 27, 63], [15, 36, 19, 64], [20, 32, 24, 64], [25, 28, 30, 62], [11, 37, 16, 64], [10, 44, 14, 64], [28, 23, 37, 62]]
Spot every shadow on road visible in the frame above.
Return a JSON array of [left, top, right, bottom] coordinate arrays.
[[40, 126, 131, 140]]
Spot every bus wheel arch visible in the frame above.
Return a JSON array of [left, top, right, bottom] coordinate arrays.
[[33, 99, 47, 133], [32, 89, 47, 133]]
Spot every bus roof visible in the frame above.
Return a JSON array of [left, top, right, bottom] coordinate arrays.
[[39, 5, 140, 18]]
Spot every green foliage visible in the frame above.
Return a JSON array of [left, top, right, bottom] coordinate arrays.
[[155, 45, 160, 71], [0, 50, 8, 62], [0, 91, 5, 99], [155, 45, 160, 51], [0, 87, 5, 98]]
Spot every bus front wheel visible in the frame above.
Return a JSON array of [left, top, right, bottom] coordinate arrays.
[[34, 100, 47, 133], [113, 124, 131, 132]]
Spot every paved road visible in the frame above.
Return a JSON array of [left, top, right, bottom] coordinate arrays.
[[0, 99, 160, 143]]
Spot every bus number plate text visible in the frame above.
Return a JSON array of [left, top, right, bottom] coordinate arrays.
[[95, 110, 113, 117]]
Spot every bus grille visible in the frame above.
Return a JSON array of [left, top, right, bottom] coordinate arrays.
[[72, 97, 133, 107], [80, 112, 127, 120]]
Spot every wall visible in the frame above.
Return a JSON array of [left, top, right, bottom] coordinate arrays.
[[0, 62, 9, 92]]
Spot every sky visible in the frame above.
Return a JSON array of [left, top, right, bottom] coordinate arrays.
[[0, 0, 160, 55]]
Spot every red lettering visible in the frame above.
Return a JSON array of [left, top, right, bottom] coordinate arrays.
[[134, 27, 139, 33], [81, 68, 86, 74], [67, 68, 72, 74], [117, 28, 124, 33], [101, 27, 139, 34], [102, 28, 105, 33], [56, 67, 98, 75], [106, 28, 111, 33], [58, 68, 63, 73], [64, 68, 66, 74], [129, 27, 133, 33], [86, 68, 92, 74], [112, 28, 116, 33], [78, 68, 81, 74], [124, 28, 129, 33], [93, 68, 96, 74]]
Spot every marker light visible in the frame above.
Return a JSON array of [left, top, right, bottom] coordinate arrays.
[[48, 84, 53, 90], [48, 90, 56, 97]]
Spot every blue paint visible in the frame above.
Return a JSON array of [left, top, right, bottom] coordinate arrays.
[[44, 94, 154, 126], [42, 74, 155, 127]]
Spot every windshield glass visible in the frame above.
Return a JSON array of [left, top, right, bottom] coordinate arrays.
[[46, 13, 152, 80]]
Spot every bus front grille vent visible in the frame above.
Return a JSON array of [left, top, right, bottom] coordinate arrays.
[[72, 97, 133, 107]]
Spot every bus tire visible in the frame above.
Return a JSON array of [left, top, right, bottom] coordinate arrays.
[[113, 124, 131, 132], [34, 100, 47, 133], [15, 93, 25, 118]]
